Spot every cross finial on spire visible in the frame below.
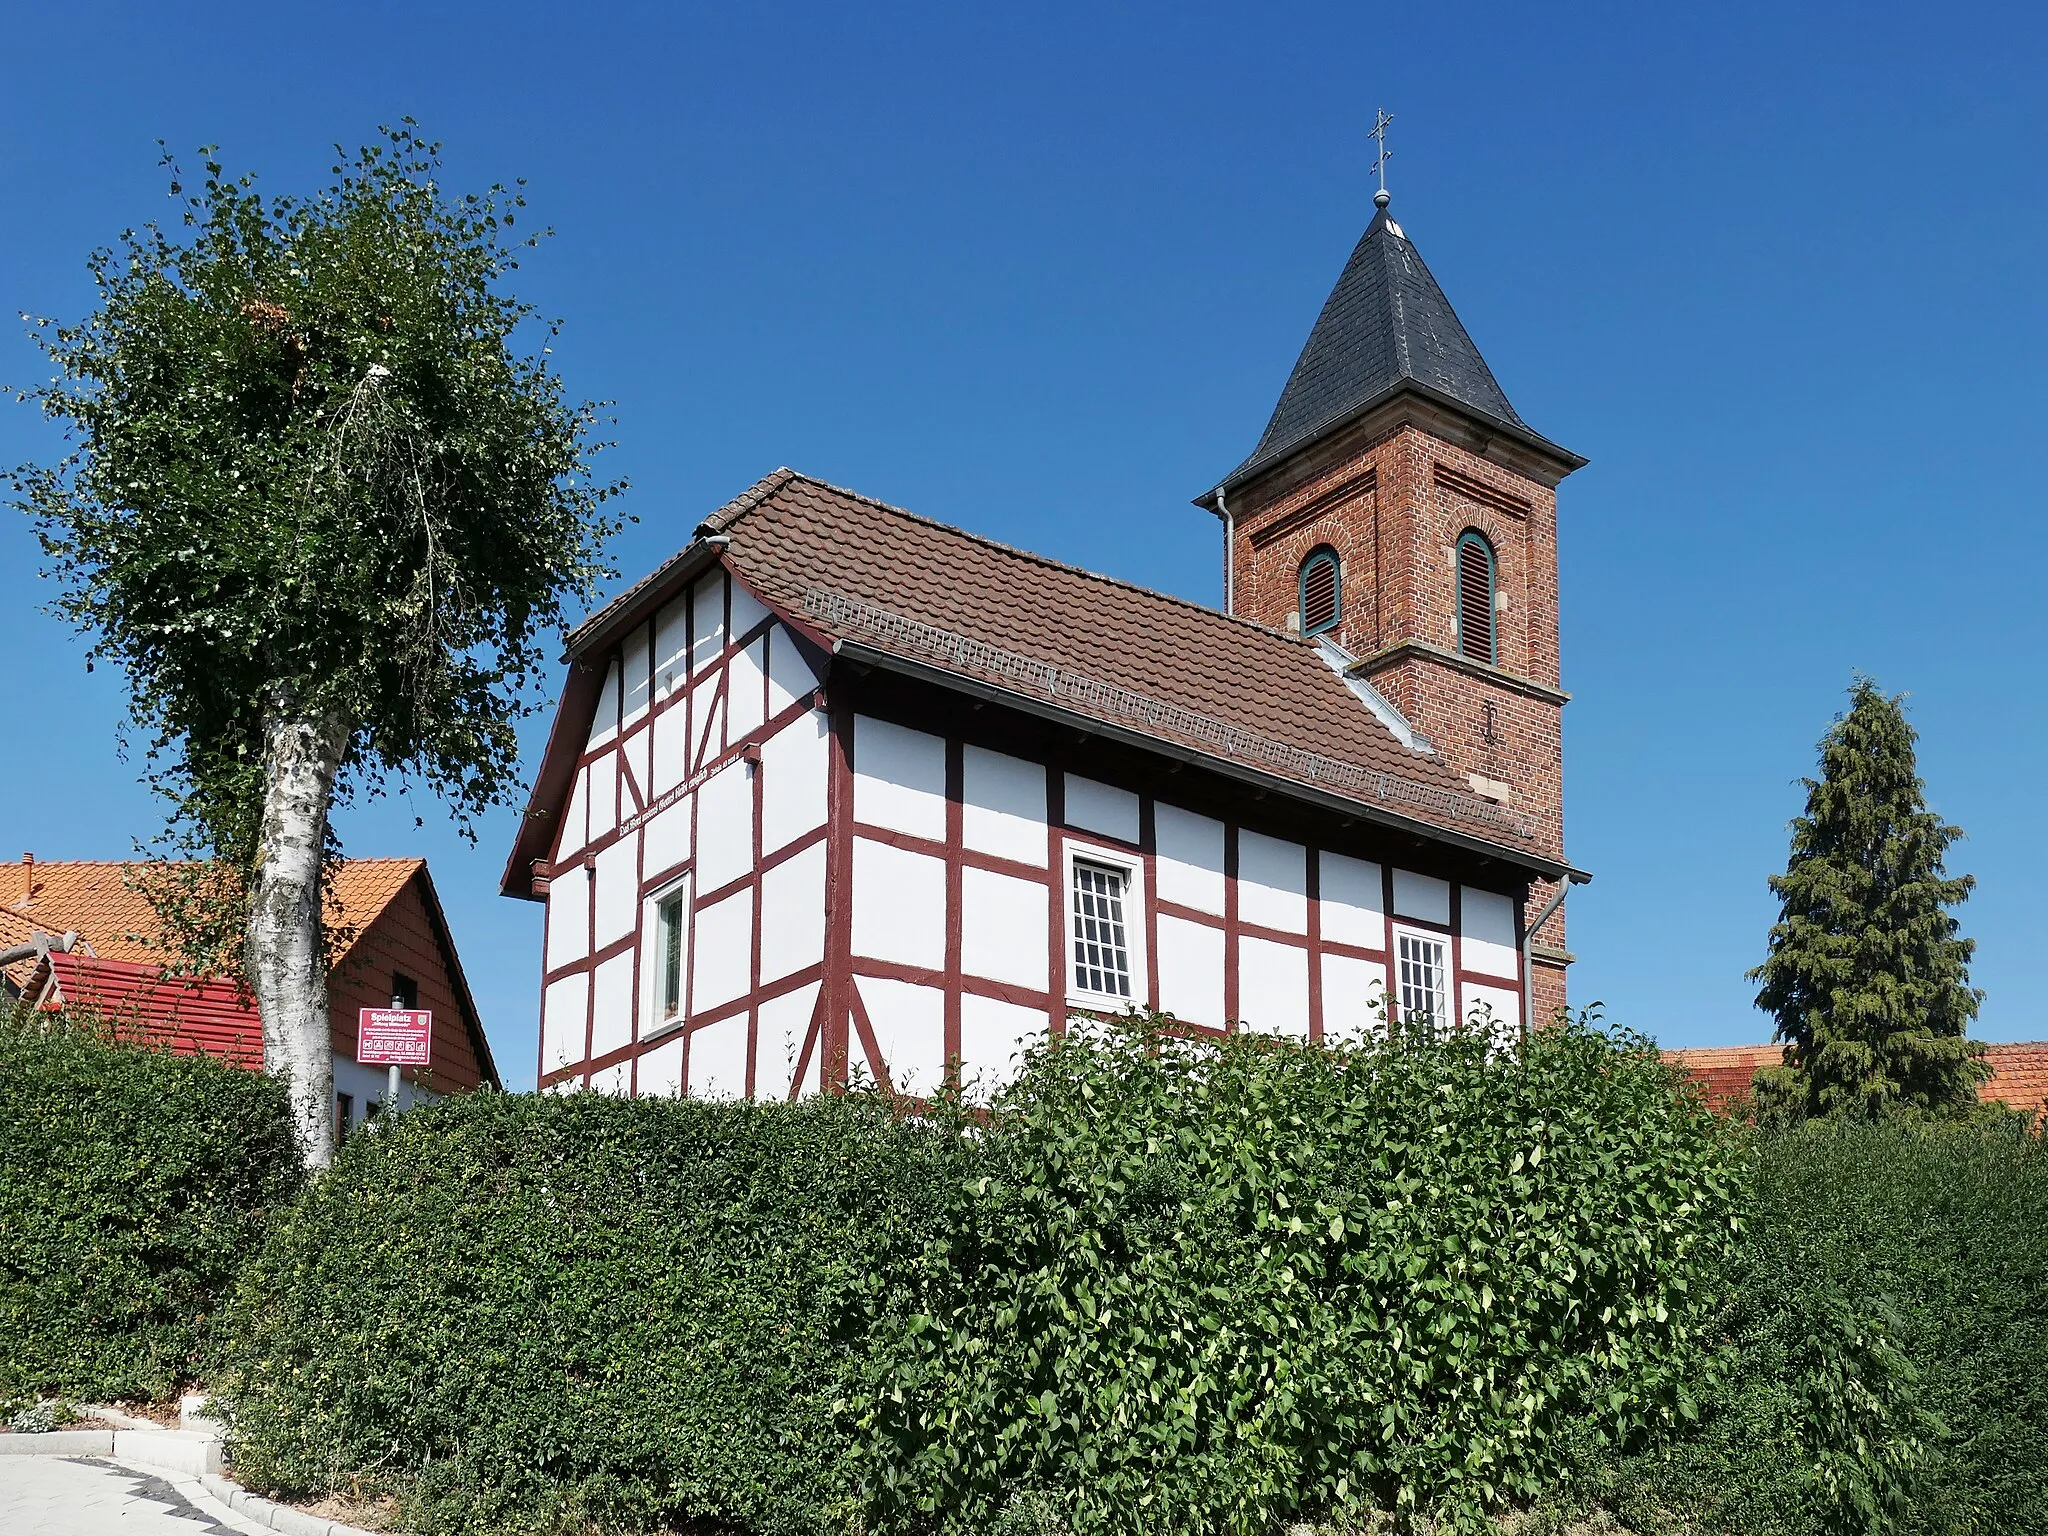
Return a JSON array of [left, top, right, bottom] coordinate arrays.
[[1369, 108, 1394, 209]]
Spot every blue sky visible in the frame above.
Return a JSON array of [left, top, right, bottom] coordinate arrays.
[[4, 2, 2042, 1086]]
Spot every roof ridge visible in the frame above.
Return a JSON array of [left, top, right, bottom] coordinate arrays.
[[1379, 215, 1413, 381], [697, 467, 801, 535], [0, 859, 183, 869], [749, 469, 1309, 646]]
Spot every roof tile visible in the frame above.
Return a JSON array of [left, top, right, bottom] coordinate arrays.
[[0, 858, 423, 976], [1665, 1041, 2048, 1119]]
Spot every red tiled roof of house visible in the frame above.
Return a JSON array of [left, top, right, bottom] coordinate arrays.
[[1664, 1040, 2048, 1118], [1662, 1044, 1787, 1110], [0, 857, 424, 973], [2, 856, 499, 1092], [1982, 1042, 2048, 1117]]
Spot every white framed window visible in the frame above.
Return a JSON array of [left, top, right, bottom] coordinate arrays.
[[1064, 843, 1146, 1009], [1395, 927, 1450, 1036], [642, 874, 692, 1039]]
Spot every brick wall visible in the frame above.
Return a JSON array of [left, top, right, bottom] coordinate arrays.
[[1229, 420, 1572, 1000]]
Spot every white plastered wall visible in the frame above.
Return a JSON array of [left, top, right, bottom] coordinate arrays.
[[962, 746, 1047, 865], [852, 838, 946, 970], [1460, 887, 1520, 979], [960, 866, 1046, 990], [858, 975, 946, 1097], [538, 561, 829, 1099]]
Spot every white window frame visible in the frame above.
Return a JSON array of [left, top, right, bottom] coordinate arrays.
[[1393, 925, 1451, 1037], [641, 872, 692, 1042], [1062, 841, 1148, 1011]]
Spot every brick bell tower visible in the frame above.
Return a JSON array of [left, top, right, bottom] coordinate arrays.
[[1197, 185, 1587, 1015]]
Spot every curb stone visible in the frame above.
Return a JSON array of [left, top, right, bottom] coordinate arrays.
[[86, 1403, 167, 1432], [199, 1471, 383, 1536], [0, 1407, 382, 1536], [114, 1427, 224, 1474], [0, 1428, 115, 1454]]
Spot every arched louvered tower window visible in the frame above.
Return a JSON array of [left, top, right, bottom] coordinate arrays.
[[1455, 531, 1497, 664], [1298, 547, 1341, 637]]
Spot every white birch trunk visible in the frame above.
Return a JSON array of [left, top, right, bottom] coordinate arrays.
[[247, 693, 350, 1168]]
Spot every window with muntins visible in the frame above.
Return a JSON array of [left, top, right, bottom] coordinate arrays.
[[1397, 930, 1450, 1035], [1456, 532, 1497, 664], [1299, 548, 1341, 637], [1070, 860, 1134, 1000], [656, 891, 687, 1022]]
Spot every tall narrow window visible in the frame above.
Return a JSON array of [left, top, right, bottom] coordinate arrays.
[[656, 890, 688, 1023], [1298, 548, 1341, 637], [1396, 930, 1449, 1037], [1456, 532, 1497, 664], [1070, 860, 1134, 1000]]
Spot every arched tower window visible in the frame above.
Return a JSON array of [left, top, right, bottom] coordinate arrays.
[[1455, 531, 1497, 664], [1298, 547, 1341, 637]]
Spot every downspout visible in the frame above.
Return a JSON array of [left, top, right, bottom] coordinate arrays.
[[1520, 874, 1585, 1030], [1215, 487, 1235, 616]]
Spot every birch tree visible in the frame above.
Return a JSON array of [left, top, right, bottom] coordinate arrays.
[[12, 126, 623, 1163]]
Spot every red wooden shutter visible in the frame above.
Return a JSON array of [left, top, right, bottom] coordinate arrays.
[[1457, 536, 1495, 663]]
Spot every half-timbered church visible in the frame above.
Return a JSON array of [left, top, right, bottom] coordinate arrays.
[[503, 185, 1588, 1098]]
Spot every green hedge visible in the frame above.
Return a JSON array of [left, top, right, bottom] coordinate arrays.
[[1601, 1118, 2048, 1535], [220, 1016, 1743, 1536], [0, 1004, 304, 1400], [857, 1018, 1741, 1536], [220, 1089, 969, 1536]]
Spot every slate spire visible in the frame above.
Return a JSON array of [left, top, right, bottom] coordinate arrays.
[[1218, 198, 1556, 490]]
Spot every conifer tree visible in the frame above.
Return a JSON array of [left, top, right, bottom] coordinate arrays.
[[1749, 679, 1985, 1119]]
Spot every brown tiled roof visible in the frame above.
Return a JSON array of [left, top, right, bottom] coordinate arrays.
[[1665, 1040, 2048, 1119], [559, 470, 1550, 866], [0, 857, 424, 974]]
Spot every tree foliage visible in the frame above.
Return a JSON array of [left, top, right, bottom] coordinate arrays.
[[10, 123, 624, 974], [1749, 680, 1984, 1120]]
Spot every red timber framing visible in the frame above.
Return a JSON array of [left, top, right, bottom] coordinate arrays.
[[828, 667, 1533, 1084], [531, 561, 1540, 1100], [535, 560, 838, 1096]]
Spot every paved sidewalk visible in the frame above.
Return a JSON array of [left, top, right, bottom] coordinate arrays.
[[0, 1455, 246, 1535]]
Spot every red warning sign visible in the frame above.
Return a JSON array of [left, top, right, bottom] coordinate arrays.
[[357, 1008, 432, 1067]]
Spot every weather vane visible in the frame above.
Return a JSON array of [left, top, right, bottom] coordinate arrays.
[[1369, 108, 1394, 209]]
